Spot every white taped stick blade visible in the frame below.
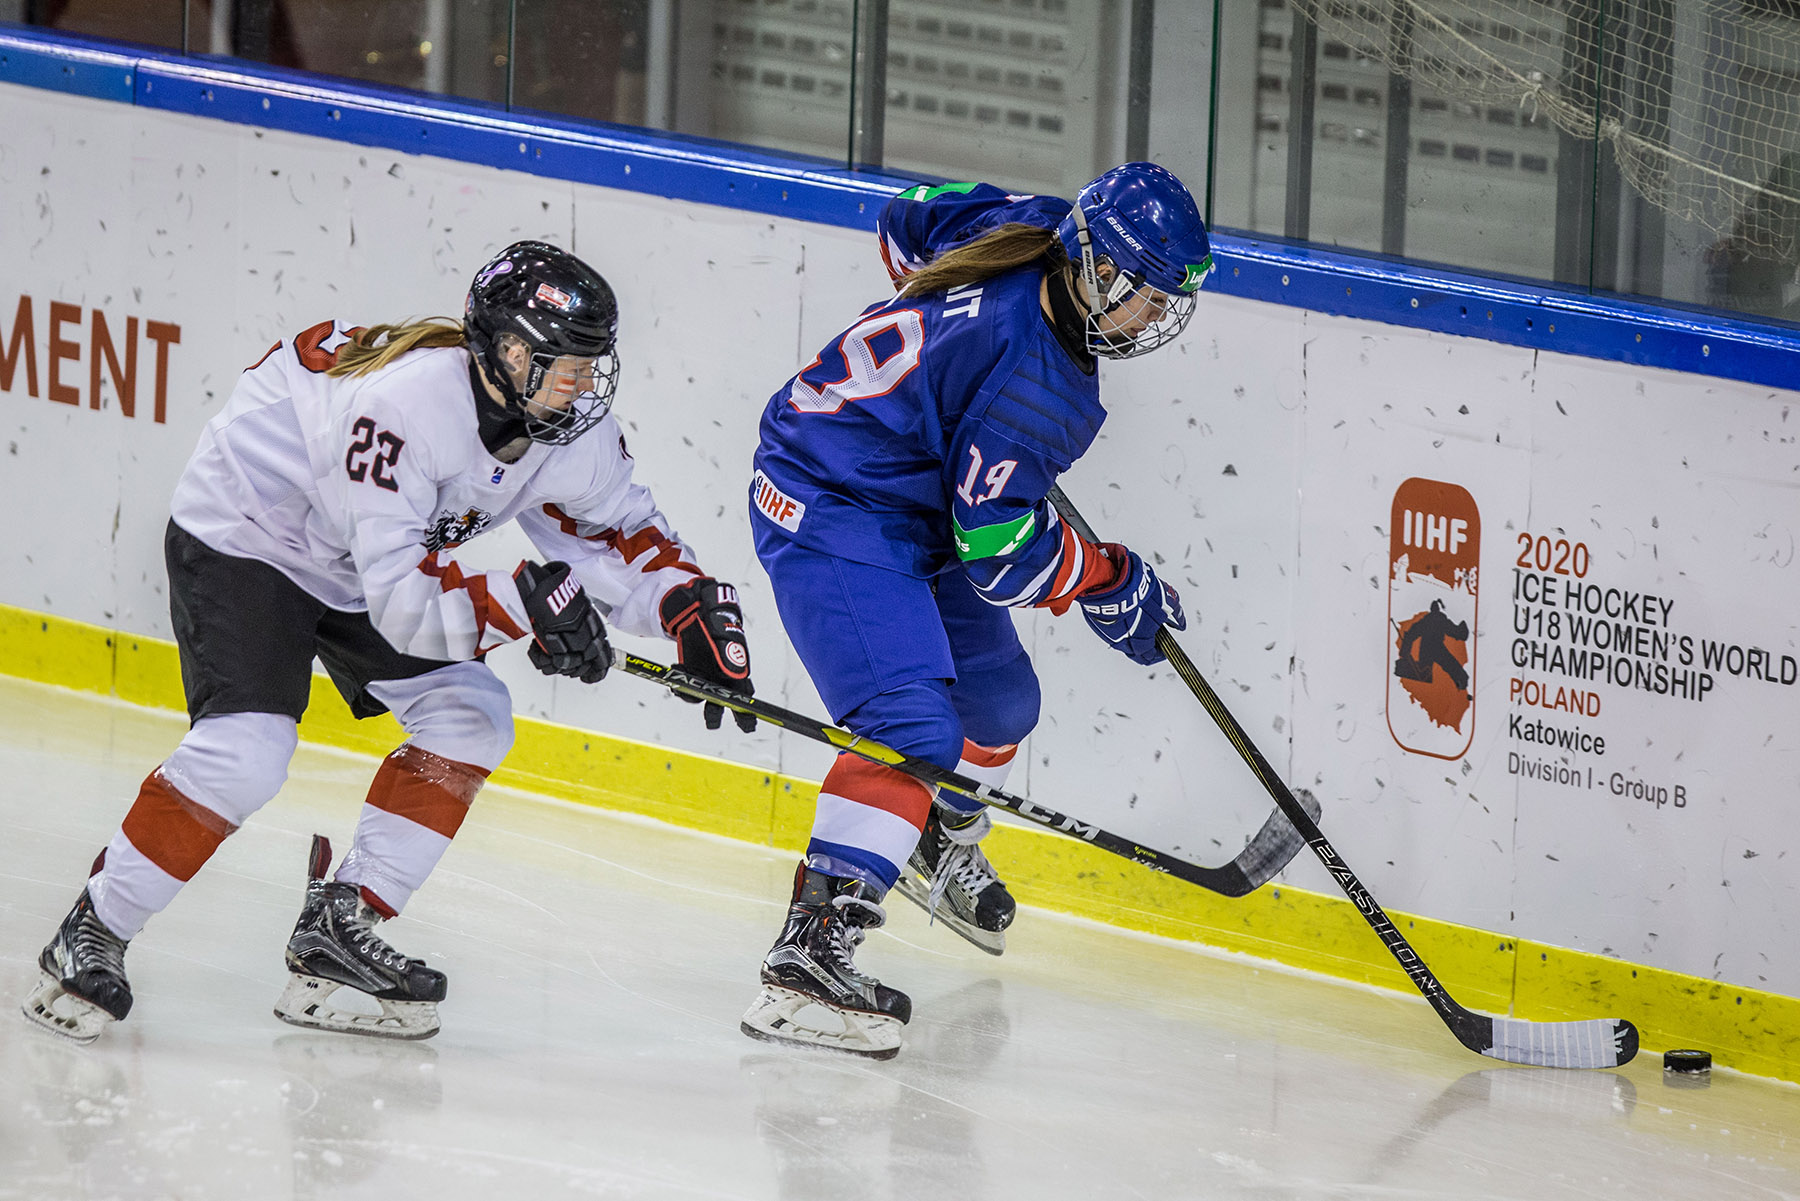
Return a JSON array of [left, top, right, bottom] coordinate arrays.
[[1236, 787, 1324, 888], [274, 974, 441, 1041], [1483, 1016, 1637, 1069], [20, 970, 115, 1045], [740, 985, 903, 1060]]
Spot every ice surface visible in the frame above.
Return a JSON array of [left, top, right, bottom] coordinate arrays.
[[2, 677, 1797, 1200]]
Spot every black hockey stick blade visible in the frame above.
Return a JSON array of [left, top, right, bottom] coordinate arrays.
[[1045, 488, 1638, 1069], [613, 651, 1312, 897]]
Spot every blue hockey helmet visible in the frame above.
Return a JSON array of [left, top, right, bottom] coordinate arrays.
[[1056, 162, 1213, 358]]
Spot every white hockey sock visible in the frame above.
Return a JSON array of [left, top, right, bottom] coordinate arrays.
[[333, 744, 486, 916], [941, 739, 1018, 820]]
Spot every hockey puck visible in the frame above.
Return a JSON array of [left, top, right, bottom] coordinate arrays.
[[1663, 1049, 1712, 1074]]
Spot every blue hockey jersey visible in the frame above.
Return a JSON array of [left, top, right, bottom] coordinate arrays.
[[751, 182, 1124, 610]]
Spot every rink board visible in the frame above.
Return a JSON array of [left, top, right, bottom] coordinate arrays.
[[6, 601, 1797, 1084], [1, 30, 1798, 1078]]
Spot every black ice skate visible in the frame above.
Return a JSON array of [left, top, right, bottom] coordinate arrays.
[[274, 835, 446, 1040], [741, 865, 911, 1060], [21, 889, 133, 1045], [893, 803, 1016, 955]]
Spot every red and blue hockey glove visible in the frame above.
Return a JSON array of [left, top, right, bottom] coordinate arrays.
[[514, 560, 612, 684], [660, 577, 756, 731], [1077, 543, 1186, 666]]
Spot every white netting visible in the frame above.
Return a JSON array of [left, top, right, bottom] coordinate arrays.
[[1288, 0, 1800, 259]]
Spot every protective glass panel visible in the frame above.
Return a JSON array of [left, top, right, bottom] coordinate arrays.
[[187, 0, 509, 106], [875, 0, 1099, 197], [8, 0, 1800, 333], [1212, 0, 1582, 285], [508, 0, 649, 127], [1217, 0, 1800, 328], [701, 0, 855, 161], [8, 0, 184, 50]]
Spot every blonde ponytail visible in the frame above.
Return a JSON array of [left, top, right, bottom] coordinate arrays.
[[897, 224, 1067, 299], [327, 317, 468, 378]]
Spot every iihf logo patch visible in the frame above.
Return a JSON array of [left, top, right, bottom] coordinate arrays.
[[1386, 477, 1480, 760], [491, 466, 505, 485]]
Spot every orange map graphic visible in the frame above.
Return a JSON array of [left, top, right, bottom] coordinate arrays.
[[1394, 608, 1471, 732]]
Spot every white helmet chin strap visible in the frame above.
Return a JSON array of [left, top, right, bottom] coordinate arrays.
[[1070, 203, 1147, 314], [1068, 203, 1108, 317]]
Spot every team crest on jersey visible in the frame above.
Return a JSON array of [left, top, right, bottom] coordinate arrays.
[[423, 506, 494, 552]]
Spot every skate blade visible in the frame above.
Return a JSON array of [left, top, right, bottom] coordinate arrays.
[[274, 973, 440, 1041], [891, 875, 1007, 957], [739, 985, 903, 1061], [20, 970, 113, 1045]]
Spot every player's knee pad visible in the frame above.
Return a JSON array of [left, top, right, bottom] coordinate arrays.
[[951, 647, 1041, 747], [842, 679, 965, 772], [367, 661, 515, 773], [160, 711, 298, 826]]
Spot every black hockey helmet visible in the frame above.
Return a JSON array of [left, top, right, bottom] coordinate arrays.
[[464, 240, 621, 444]]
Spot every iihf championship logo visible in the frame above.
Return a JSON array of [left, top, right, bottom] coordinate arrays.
[[1386, 478, 1481, 759]]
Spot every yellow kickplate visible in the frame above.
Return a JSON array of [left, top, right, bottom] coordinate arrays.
[[1518, 939, 1800, 1080], [4, 600, 1795, 1083]]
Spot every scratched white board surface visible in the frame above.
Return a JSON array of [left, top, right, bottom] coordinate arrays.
[[1272, 313, 1799, 990], [1, 84, 1798, 994], [1509, 352, 1800, 990]]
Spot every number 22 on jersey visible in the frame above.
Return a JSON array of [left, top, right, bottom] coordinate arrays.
[[788, 309, 925, 414], [345, 416, 405, 492]]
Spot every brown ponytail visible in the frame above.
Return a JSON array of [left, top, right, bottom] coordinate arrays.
[[897, 223, 1070, 299], [327, 317, 468, 378]]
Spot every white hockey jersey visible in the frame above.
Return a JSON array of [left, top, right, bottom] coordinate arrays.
[[169, 320, 702, 662]]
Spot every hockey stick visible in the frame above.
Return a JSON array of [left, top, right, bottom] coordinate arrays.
[[614, 651, 1318, 898], [1046, 486, 1639, 1069]]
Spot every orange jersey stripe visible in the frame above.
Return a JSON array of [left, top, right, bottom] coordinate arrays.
[[119, 770, 235, 882], [417, 552, 529, 643], [960, 740, 1019, 769], [1042, 520, 1086, 607], [542, 503, 700, 576], [364, 744, 489, 839], [821, 754, 934, 828]]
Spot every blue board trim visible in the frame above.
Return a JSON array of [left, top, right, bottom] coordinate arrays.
[[3, 24, 1796, 392], [1215, 236, 1800, 392], [0, 26, 135, 101]]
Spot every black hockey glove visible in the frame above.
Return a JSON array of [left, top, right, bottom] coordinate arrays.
[[659, 577, 756, 731], [514, 560, 612, 684], [1078, 542, 1187, 666]]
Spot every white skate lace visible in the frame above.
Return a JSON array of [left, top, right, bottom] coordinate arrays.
[[827, 894, 886, 984], [340, 900, 412, 972], [927, 841, 1001, 916]]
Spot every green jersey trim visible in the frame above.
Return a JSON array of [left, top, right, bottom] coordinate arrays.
[[953, 510, 1037, 561], [897, 181, 983, 203]]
